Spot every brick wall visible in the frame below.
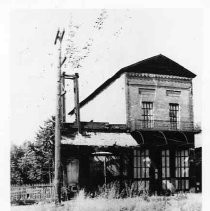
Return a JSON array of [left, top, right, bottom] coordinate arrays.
[[125, 73, 194, 129]]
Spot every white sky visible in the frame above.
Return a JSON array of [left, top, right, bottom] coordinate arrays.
[[1, 2, 209, 210], [10, 9, 203, 145]]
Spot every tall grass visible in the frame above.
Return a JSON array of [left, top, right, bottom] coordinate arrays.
[[70, 182, 201, 211], [11, 183, 202, 211], [91, 181, 149, 199], [71, 190, 201, 211]]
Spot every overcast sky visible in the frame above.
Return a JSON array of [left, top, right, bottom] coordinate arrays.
[[10, 9, 203, 145]]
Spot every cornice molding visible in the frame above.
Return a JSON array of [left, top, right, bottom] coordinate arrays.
[[128, 83, 191, 90], [127, 72, 191, 81]]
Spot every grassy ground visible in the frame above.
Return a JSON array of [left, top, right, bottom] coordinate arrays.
[[11, 192, 202, 211]]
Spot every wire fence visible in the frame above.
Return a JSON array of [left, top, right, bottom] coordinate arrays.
[[11, 183, 55, 203]]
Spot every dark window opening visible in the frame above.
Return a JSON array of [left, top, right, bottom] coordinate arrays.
[[169, 103, 179, 129], [175, 149, 189, 190], [133, 149, 150, 190], [161, 150, 171, 190], [89, 155, 120, 186], [142, 102, 154, 128]]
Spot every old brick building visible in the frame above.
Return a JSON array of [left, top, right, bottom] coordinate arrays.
[[61, 54, 200, 194]]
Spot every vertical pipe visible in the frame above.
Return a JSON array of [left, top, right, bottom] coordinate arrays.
[[179, 151, 181, 191], [54, 39, 62, 204], [104, 157, 107, 186]]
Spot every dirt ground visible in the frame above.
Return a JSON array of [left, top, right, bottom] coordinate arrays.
[[11, 201, 73, 211], [10, 194, 202, 211]]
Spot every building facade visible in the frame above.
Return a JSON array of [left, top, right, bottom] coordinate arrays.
[[61, 54, 199, 195]]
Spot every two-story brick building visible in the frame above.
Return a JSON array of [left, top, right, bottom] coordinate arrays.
[[60, 54, 199, 194]]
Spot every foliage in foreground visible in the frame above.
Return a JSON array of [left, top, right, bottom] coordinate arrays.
[[11, 192, 202, 211], [11, 185, 202, 211], [70, 191, 201, 211]]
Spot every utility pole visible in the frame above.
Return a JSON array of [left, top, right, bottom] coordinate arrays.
[[54, 28, 81, 205], [54, 28, 66, 205]]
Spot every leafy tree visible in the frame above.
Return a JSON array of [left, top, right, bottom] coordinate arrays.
[[32, 116, 55, 183], [10, 144, 25, 185], [10, 116, 55, 185]]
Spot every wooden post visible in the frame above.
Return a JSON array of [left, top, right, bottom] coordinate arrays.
[[61, 71, 66, 123], [55, 39, 62, 204], [63, 73, 81, 133], [54, 29, 65, 204], [74, 73, 81, 133]]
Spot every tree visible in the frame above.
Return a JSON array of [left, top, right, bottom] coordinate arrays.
[[10, 144, 26, 185], [32, 116, 55, 183], [10, 116, 55, 185]]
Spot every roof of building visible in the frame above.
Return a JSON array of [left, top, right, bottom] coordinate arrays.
[[69, 54, 196, 115], [121, 54, 196, 78], [61, 132, 138, 147]]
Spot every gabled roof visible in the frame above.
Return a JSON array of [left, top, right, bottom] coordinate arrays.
[[69, 54, 196, 115], [121, 54, 196, 78]]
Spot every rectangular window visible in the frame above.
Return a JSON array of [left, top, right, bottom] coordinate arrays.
[[133, 149, 150, 190], [175, 149, 189, 190], [142, 102, 153, 128], [166, 90, 181, 97], [162, 150, 170, 178], [90, 155, 120, 186], [169, 103, 179, 129], [161, 150, 170, 190]]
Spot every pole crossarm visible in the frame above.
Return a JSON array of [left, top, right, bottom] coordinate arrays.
[[60, 57, 67, 67], [54, 29, 65, 45], [64, 73, 79, 80]]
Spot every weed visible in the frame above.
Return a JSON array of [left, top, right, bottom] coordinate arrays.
[[11, 183, 202, 211]]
